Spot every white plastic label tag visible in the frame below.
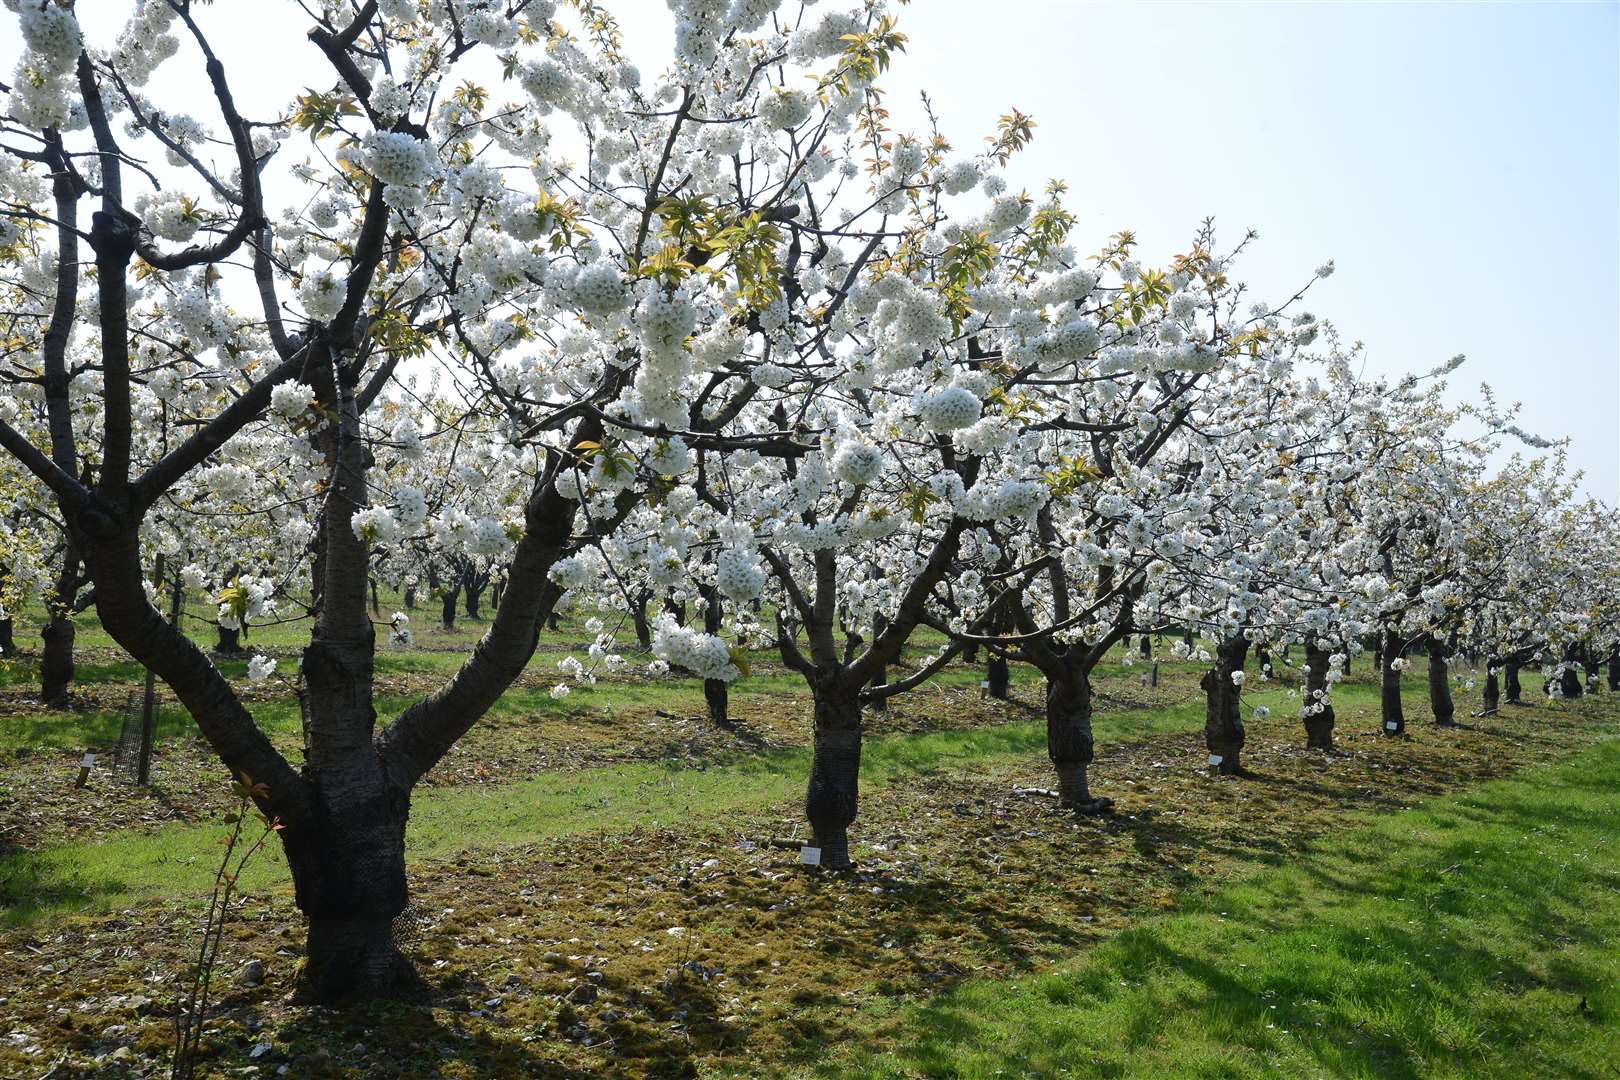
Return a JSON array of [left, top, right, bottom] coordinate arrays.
[[1385, 721, 1399, 731], [799, 846, 821, 866], [80, 753, 96, 768], [1208, 754, 1222, 766]]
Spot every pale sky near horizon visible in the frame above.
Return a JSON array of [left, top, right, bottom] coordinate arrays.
[[7, 1, 1616, 502]]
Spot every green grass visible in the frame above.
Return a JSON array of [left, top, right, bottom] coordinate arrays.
[[807, 734, 1620, 1080], [0, 683, 1337, 925], [0, 659, 1053, 754]]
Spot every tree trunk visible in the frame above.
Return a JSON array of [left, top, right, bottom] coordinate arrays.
[[805, 684, 861, 870], [1138, 634, 1150, 659], [868, 613, 889, 711], [39, 545, 80, 706], [1203, 634, 1248, 774], [1047, 672, 1108, 811], [0, 616, 15, 658], [403, 584, 415, 610], [464, 580, 483, 619], [1559, 643, 1584, 699], [702, 586, 727, 725], [1303, 638, 1336, 749], [1427, 636, 1455, 726], [490, 578, 504, 609], [286, 376, 420, 1003], [215, 622, 243, 656], [1381, 628, 1405, 735], [631, 590, 651, 649], [369, 577, 381, 616], [1505, 657, 1523, 704], [1608, 646, 1620, 692], [282, 757, 415, 1002], [1482, 661, 1500, 713], [986, 654, 1010, 700], [440, 584, 459, 631]]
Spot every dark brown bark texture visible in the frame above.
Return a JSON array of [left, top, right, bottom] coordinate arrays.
[[1203, 634, 1249, 774], [986, 654, 1010, 700], [40, 548, 80, 706], [39, 611, 76, 706], [214, 622, 243, 656], [1559, 643, 1584, 699], [1303, 639, 1336, 749], [702, 585, 727, 724], [1427, 637, 1455, 725], [0, 617, 15, 658], [1046, 673, 1104, 809], [805, 686, 861, 870], [1380, 629, 1406, 736]]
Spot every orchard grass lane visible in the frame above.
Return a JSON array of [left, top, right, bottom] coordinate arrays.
[[809, 735, 1620, 1080], [0, 682, 1341, 924]]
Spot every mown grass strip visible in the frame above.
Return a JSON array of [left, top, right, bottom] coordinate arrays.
[[0, 683, 1335, 925], [806, 731, 1620, 1080]]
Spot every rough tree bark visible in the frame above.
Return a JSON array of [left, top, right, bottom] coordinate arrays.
[[701, 584, 727, 725], [631, 589, 651, 649], [1381, 628, 1406, 736], [40, 549, 80, 707], [805, 678, 861, 869], [1202, 633, 1249, 774], [1481, 658, 1501, 714], [440, 581, 460, 631], [1504, 655, 1524, 704], [0, 616, 15, 658], [1046, 673, 1100, 809], [1608, 644, 1620, 691], [1427, 635, 1456, 726], [985, 653, 1010, 700], [1302, 637, 1336, 749], [1559, 642, 1584, 699]]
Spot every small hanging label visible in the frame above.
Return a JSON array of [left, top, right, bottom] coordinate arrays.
[[980, 680, 990, 689], [1384, 721, 1399, 732], [80, 752, 96, 768], [1207, 754, 1223, 766], [799, 846, 821, 866], [75, 752, 96, 789]]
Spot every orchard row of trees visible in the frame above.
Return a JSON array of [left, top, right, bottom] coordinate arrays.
[[2, 0, 1614, 1001]]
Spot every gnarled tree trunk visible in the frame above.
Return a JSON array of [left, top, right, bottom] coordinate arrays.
[[40, 545, 80, 706], [1559, 643, 1584, 699], [701, 585, 727, 725], [805, 682, 861, 870], [985, 654, 1010, 700], [1608, 645, 1620, 691], [1302, 638, 1336, 749], [1203, 634, 1249, 774], [215, 622, 243, 655], [440, 582, 460, 631], [1380, 628, 1405, 735], [0, 616, 15, 658], [1047, 672, 1106, 811], [1504, 656, 1524, 704], [1481, 659, 1501, 714], [1427, 636, 1455, 726]]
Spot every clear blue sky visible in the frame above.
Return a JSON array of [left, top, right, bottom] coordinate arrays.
[[858, 0, 1619, 503], [10, 1, 1615, 500]]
